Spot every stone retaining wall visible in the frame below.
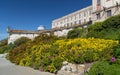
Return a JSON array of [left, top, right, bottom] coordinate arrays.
[[57, 61, 92, 75]]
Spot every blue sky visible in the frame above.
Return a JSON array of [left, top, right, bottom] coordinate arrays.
[[0, 0, 92, 40]]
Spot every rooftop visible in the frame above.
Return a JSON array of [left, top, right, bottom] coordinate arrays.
[[8, 29, 50, 34]]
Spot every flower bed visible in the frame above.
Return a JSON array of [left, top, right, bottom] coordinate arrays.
[[18, 38, 118, 73]]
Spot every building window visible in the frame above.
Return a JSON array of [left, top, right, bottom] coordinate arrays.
[[75, 15, 78, 20], [97, 0, 101, 5], [67, 24, 69, 27], [74, 21, 77, 25], [67, 23, 69, 26], [72, 22, 74, 25], [70, 23, 72, 26], [58, 22, 59, 25], [71, 17, 72, 21], [84, 19, 86, 23], [89, 17, 92, 21], [65, 19, 67, 23], [107, 10, 111, 17], [60, 22, 62, 24], [89, 10, 92, 15], [73, 16, 75, 20], [75, 16, 76, 20], [67, 18, 69, 22], [79, 20, 81, 24], [96, 13, 100, 19], [64, 20, 66, 23], [79, 14, 81, 18], [97, 0, 101, 10], [84, 12, 86, 17]]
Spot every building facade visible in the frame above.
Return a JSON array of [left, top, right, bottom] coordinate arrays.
[[92, 0, 120, 22], [52, 6, 92, 29], [7, 29, 38, 44], [52, 0, 120, 36], [7, 26, 50, 44]]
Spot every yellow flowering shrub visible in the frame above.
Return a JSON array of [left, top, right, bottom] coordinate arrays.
[[12, 37, 119, 73], [54, 38, 118, 63], [55, 38, 118, 52]]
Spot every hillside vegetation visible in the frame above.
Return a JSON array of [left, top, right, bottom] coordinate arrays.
[[7, 14, 120, 74], [0, 39, 15, 54], [67, 15, 120, 40], [8, 35, 118, 73]]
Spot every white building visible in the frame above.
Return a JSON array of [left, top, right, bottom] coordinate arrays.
[[52, 0, 120, 36], [52, 6, 92, 29], [92, 0, 120, 22], [7, 26, 50, 44]]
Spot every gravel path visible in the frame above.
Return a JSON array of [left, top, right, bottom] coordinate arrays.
[[0, 58, 54, 75]]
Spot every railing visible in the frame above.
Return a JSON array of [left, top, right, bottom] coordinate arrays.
[[52, 21, 92, 31]]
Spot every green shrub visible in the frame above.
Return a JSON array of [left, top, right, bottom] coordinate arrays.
[[0, 39, 7, 47], [14, 37, 31, 46], [88, 22, 103, 32], [67, 28, 85, 39], [87, 15, 120, 40], [0, 45, 9, 54], [102, 15, 120, 29], [0, 39, 8, 54], [112, 45, 120, 59], [88, 61, 120, 75], [0, 39, 15, 54]]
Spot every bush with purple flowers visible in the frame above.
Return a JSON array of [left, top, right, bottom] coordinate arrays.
[[110, 57, 116, 62]]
